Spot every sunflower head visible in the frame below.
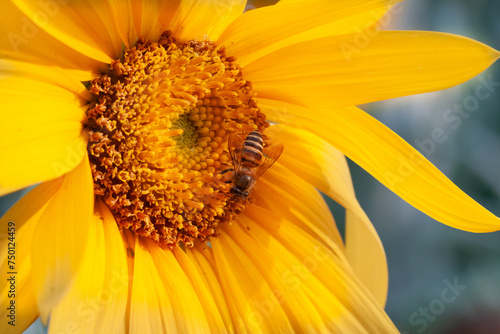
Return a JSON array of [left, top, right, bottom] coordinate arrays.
[[2, 1, 500, 333], [86, 31, 269, 248]]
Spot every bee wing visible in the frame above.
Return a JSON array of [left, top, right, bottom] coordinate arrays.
[[228, 133, 244, 172], [254, 143, 284, 180]]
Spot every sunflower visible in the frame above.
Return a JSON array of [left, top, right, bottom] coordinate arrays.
[[1, 0, 499, 333]]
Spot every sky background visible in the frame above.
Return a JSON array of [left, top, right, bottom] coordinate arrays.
[[2, 1, 499, 333]]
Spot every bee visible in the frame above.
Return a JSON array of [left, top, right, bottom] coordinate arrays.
[[222, 129, 284, 198]]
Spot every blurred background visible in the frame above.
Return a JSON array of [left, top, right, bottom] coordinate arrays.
[[357, 0, 500, 333], [2, 0, 498, 333]]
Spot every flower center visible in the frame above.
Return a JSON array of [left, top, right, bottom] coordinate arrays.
[[85, 31, 269, 248]]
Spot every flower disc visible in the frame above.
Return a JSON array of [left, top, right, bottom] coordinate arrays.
[[86, 31, 269, 248]]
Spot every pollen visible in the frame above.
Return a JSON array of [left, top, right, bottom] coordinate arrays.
[[86, 31, 269, 248]]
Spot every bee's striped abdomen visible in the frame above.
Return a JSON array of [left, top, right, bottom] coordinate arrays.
[[241, 130, 263, 168]]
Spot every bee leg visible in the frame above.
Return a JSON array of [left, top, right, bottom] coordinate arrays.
[[220, 168, 233, 175], [220, 168, 234, 184]]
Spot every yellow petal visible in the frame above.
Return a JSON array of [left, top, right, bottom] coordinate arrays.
[[124, 0, 220, 46], [86, 0, 128, 56], [10, 0, 119, 62], [185, 246, 235, 332], [0, 226, 38, 333], [0, 180, 62, 332], [0, 77, 87, 196], [129, 237, 178, 333], [261, 99, 500, 232], [266, 122, 388, 306], [216, 208, 397, 332], [0, 179, 62, 230], [49, 200, 129, 333], [0, 1, 106, 78], [149, 241, 216, 332], [31, 154, 94, 322], [245, 31, 500, 108], [0, 59, 89, 99], [94, 201, 130, 333], [48, 211, 103, 333], [106, 0, 135, 49], [253, 161, 344, 252], [220, 0, 400, 65], [173, 247, 229, 333], [210, 233, 295, 332], [171, 0, 246, 41], [131, 0, 181, 42]]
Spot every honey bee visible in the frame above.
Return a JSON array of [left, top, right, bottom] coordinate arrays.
[[222, 129, 284, 198]]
